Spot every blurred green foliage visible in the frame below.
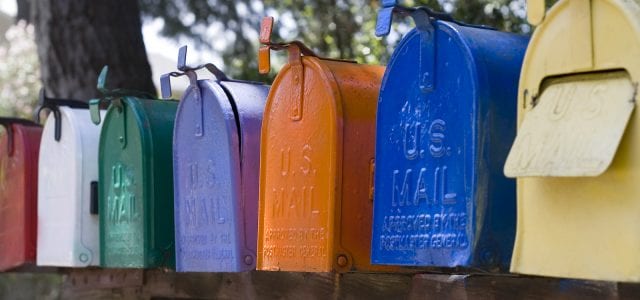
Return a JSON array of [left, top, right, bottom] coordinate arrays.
[[138, 0, 549, 82]]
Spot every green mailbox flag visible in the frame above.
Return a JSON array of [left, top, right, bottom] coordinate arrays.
[[92, 67, 177, 268]]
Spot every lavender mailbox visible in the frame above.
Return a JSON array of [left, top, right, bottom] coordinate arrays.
[[162, 46, 268, 272]]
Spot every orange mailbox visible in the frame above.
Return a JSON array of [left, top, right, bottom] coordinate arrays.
[[257, 17, 385, 272]]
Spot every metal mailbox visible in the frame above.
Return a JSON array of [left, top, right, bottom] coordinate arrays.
[[370, 2, 528, 271], [504, 0, 640, 282], [256, 17, 389, 272], [162, 47, 268, 272], [0, 117, 42, 271], [90, 67, 177, 269], [36, 91, 105, 267]]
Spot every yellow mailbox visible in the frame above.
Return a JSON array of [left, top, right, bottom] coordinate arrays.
[[504, 0, 640, 282]]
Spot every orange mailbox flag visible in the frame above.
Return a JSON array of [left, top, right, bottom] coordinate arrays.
[[257, 17, 387, 272]]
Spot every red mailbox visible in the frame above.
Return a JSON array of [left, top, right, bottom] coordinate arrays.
[[0, 118, 42, 271]]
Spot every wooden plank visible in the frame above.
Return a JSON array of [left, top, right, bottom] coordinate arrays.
[[3, 268, 640, 299], [409, 274, 626, 300]]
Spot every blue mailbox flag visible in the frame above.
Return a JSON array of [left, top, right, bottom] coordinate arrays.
[[163, 46, 269, 272], [371, 2, 528, 271]]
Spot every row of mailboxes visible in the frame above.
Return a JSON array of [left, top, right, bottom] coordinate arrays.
[[1, 0, 639, 283]]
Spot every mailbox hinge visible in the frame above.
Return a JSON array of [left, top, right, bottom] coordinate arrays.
[[376, 1, 494, 93], [288, 46, 304, 121], [35, 89, 89, 142], [89, 66, 158, 150], [259, 17, 325, 121], [376, 1, 439, 92], [161, 46, 230, 137]]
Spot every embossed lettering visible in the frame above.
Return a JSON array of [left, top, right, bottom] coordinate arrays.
[[434, 166, 457, 205], [403, 122, 422, 160], [184, 195, 227, 227], [429, 119, 446, 157], [392, 169, 412, 207], [280, 147, 291, 176], [301, 144, 312, 175], [271, 185, 318, 218], [107, 163, 138, 224], [414, 168, 428, 205]]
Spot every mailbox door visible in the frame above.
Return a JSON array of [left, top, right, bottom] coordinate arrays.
[[507, 0, 640, 282], [372, 22, 525, 269], [100, 97, 177, 269], [99, 99, 148, 268], [174, 81, 244, 272], [38, 107, 103, 267], [258, 57, 341, 272], [220, 80, 269, 269], [0, 124, 42, 271]]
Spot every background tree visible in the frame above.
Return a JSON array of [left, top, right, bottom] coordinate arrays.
[[31, 0, 155, 100], [138, 0, 542, 81], [5, 0, 558, 112]]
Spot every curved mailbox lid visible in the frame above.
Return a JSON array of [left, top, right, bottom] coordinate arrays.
[[256, 17, 389, 273], [37, 91, 105, 267], [166, 47, 268, 272], [371, 1, 528, 270], [91, 67, 177, 269], [506, 0, 640, 282], [0, 118, 42, 271]]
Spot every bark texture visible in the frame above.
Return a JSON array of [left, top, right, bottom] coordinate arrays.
[[32, 0, 155, 100], [16, 0, 31, 23]]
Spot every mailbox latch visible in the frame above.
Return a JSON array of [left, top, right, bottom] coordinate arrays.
[[259, 17, 320, 121], [35, 89, 89, 142], [161, 46, 229, 137]]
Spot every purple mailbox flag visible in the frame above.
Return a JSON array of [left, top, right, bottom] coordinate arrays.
[[164, 46, 268, 272]]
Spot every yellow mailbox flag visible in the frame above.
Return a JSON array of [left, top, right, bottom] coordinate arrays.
[[505, 0, 640, 282]]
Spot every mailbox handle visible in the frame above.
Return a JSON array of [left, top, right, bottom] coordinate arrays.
[[160, 45, 230, 99], [258, 17, 356, 120], [376, 1, 493, 92], [90, 66, 157, 125], [258, 16, 355, 75], [35, 89, 89, 142], [0, 117, 38, 157], [375, 1, 493, 37]]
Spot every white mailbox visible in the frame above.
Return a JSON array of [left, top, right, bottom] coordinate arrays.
[[36, 92, 105, 267]]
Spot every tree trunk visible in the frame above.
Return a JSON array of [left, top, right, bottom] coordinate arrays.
[[16, 0, 31, 23], [32, 0, 155, 100]]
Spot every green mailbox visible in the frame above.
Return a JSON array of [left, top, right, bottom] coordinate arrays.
[[90, 67, 177, 268]]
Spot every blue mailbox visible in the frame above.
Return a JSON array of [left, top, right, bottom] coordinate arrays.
[[162, 46, 268, 272], [370, 2, 528, 271]]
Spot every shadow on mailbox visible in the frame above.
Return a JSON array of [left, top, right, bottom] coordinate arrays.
[[36, 90, 105, 267], [163, 46, 269, 272], [90, 66, 177, 269], [257, 17, 391, 273], [504, 0, 640, 282], [0, 117, 42, 271], [371, 1, 528, 271]]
